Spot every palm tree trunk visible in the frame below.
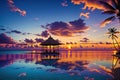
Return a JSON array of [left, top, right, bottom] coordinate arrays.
[[112, 39, 118, 50], [114, 38, 120, 50]]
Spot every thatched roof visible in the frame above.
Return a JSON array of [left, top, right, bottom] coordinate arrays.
[[41, 36, 60, 46]]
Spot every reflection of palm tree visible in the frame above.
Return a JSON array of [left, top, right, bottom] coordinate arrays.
[[100, 0, 120, 24], [107, 27, 120, 50], [112, 67, 120, 80]]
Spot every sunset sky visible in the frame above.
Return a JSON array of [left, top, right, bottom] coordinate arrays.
[[0, 0, 120, 44]]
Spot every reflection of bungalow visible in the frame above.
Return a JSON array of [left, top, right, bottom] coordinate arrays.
[[41, 53, 60, 60], [41, 36, 61, 53]]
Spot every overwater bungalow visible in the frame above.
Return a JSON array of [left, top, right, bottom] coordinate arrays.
[[40, 36, 61, 54]]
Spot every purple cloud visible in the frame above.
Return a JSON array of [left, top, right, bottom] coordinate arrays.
[[5, 29, 32, 35], [41, 30, 49, 38], [35, 38, 44, 43], [11, 30, 22, 34], [43, 19, 89, 36], [34, 30, 49, 38], [24, 39, 34, 43], [0, 33, 16, 44]]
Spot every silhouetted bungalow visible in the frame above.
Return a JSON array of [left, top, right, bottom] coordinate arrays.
[[41, 36, 61, 53]]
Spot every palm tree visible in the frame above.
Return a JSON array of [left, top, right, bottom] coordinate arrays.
[[107, 27, 120, 50], [100, 0, 120, 24]]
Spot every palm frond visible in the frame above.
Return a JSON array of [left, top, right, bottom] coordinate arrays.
[[99, 1, 115, 10], [113, 35, 118, 38], [108, 35, 111, 38], [112, 27, 117, 31], [115, 31, 120, 33], [106, 32, 111, 34], [112, 0, 119, 9], [118, 0, 120, 10], [102, 10, 115, 15], [102, 16, 115, 24]]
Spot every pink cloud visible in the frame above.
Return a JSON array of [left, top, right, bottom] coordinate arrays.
[[8, 0, 26, 16], [80, 12, 90, 19]]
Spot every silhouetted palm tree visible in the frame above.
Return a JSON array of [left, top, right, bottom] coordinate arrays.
[[100, 0, 120, 24], [107, 27, 120, 50]]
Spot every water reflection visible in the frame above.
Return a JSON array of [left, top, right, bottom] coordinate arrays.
[[111, 67, 120, 80], [0, 51, 115, 80], [0, 51, 112, 67]]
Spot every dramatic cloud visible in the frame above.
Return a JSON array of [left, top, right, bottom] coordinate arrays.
[[24, 39, 34, 43], [61, 0, 68, 7], [43, 19, 89, 37], [0, 33, 16, 44], [11, 30, 22, 34], [80, 12, 90, 19], [35, 38, 44, 43], [41, 30, 49, 38], [8, 0, 26, 16], [80, 37, 90, 42], [71, 0, 111, 11]]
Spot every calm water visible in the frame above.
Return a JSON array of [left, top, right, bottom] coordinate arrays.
[[0, 50, 115, 80]]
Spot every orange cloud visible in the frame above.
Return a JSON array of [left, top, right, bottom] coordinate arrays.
[[8, 0, 26, 16], [71, 0, 111, 11], [80, 12, 90, 19], [100, 20, 111, 27]]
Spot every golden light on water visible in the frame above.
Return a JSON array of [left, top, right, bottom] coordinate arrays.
[[32, 50, 36, 53], [113, 57, 118, 66], [113, 50, 117, 55], [67, 45, 71, 50]]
